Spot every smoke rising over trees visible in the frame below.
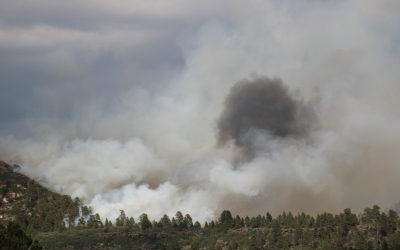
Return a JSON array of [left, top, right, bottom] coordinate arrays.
[[3, 161, 400, 249], [217, 77, 315, 159], [1, 0, 400, 223]]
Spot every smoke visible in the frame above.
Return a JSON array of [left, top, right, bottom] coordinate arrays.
[[1, 0, 400, 222], [217, 77, 314, 160]]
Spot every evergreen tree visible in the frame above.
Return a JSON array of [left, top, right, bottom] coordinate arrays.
[[175, 211, 185, 229], [339, 208, 358, 237], [362, 205, 383, 246], [265, 212, 273, 224], [209, 221, 215, 228], [244, 216, 251, 227], [234, 215, 244, 228], [184, 214, 193, 228], [171, 217, 178, 228], [116, 210, 127, 227], [104, 218, 113, 228], [193, 221, 201, 230], [386, 209, 398, 234], [139, 213, 152, 231], [219, 210, 234, 227], [160, 214, 172, 228], [127, 217, 137, 230]]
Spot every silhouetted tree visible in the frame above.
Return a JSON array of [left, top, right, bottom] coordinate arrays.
[[160, 214, 172, 228], [139, 213, 152, 231], [116, 210, 127, 227], [175, 211, 185, 229], [219, 210, 234, 227], [193, 221, 201, 231], [184, 214, 193, 228]]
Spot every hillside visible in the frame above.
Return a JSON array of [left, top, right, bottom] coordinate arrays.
[[2, 161, 400, 249], [0, 161, 82, 232]]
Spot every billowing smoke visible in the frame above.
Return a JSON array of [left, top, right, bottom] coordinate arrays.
[[217, 77, 314, 159], [1, 0, 400, 222]]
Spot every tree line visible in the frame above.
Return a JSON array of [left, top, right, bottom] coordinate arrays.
[[3, 163, 400, 249], [34, 204, 400, 249]]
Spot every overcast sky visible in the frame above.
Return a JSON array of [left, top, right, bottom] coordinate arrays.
[[1, 0, 399, 137], [0, 1, 211, 135]]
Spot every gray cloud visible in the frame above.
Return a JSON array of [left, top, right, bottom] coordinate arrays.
[[0, 12, 188, 136]]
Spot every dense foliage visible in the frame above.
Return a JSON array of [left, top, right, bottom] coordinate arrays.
[[0, 221, 42, 250], [26, 206, 400, 249]]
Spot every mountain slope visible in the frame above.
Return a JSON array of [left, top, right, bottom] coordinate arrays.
[[0, 161, 81, 232]]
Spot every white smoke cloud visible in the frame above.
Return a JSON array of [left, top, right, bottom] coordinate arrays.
[[90, 182, 216, 222], [1, 0, 400, 222]]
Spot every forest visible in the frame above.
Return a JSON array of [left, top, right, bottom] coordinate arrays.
[[3, 203, 400, 249], [0, 162, 400, 249], [1, 161, 400, 249]]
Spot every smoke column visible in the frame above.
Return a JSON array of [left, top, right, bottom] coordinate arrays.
[[1, 0, 400, 222], [217, 77, 314, 160]]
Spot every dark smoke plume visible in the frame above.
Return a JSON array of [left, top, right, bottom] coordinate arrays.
[[217, 77, 314, 157]]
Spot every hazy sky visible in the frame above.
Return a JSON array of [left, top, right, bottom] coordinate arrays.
[[0, 1, 193, 134], [1, 0, 399, 136]]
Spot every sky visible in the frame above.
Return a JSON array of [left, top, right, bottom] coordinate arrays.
[[1, 0, 400, 222]]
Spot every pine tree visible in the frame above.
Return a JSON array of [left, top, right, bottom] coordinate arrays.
[[104, 218, 113, 228], [127, 217, 136, 230], [193, 221, 201, 230], [139, 213, 152, 231], [175, 211, 185, 229], [234, 215, 244, 228], [265, 212, 273, 225], [244, 216, 251, 227], [184, 214, 193, 228], [160, 214, 171, 228], [219, 210, 234, 227], [116, 210, 127, 227]]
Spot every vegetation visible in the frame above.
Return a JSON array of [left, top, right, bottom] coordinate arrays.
[[0, 221, 42, 250], [28, 206, 400, 249], [2, 161, 400, 249], [0, 161, 86, 231]]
